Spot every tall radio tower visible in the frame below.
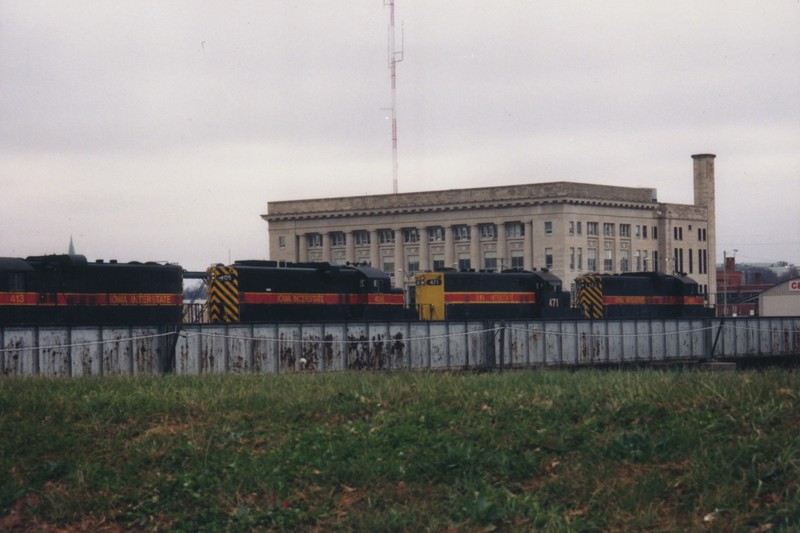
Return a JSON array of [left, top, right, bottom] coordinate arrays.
[[385, 1, 403, 194]]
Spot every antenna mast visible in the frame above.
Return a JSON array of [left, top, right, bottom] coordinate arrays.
[[385, 0, 403, 194]]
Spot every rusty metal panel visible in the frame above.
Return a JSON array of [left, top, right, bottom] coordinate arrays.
[[176, 328, 201, 374], [223, 325, 252, 373], [251, 324, 278, 373], [409, 322, 432, 368], [276, 325, 303, 373], [38, 329, 70, 376], [198, 326, 229, 374], [69, 328, 101, 376], [544, 322, 564, 365], [3, 329, 36, 375], [432, 322, 457, 368], [560, 321, 578, 366], [595, 321, 625, 363], [505, 322, 529, 367], [101, 328, 133, 375]]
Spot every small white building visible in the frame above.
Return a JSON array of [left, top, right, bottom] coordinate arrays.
[[758, 278, 800, 317]]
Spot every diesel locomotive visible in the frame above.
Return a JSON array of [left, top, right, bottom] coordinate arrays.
[[574, 272, 711, 319], [414, 269, 571, 321], [0, 254, 183, 326], [206, 260, 406, 323]]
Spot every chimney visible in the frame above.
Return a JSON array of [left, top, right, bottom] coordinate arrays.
[[692, 153, 716, 207]]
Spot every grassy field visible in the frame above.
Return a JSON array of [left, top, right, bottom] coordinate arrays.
[[1, 369, 799, 532]]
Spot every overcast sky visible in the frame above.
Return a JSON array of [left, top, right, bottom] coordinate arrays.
[[2, 1, 798, 272]]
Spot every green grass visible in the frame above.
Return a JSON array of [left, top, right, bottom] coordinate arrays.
[[2, 370, 799, 531]]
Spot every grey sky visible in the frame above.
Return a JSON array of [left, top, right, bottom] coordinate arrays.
[[1, 1, 798, 271]]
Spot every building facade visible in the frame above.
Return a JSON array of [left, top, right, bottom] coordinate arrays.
[[262, 154, 717, 305]]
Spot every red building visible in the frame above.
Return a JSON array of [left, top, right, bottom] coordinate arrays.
[[715, 257, 773, 317]]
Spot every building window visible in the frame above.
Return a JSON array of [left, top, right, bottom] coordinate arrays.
[[635, 250, 641, 272], [544, 221, 553, 235], [652, 226, 658, 240], [407, 255, 419, 274], [620, 224, 631, 238], [587, 222, 598, 236], [505, 222, 524, 238], [354, 231, 370, 246], [403, 228, 419, 243], [457, 253, 471, 270], [569, 221, 575, 235], [604, 249, 613, 272], [484, 252, 497, 271], [428, 227, 444, 242], [576, 221, 582, 235], [620, 250, 629, 272], [653, 251, 659, 271], [510, 250, 523, 269], [688, 249, 693, 274], [577, 247, 583, 270], [587, 249, 597, 271], [635, 225, 641, 238], [432, 253, 445, 271], [569, 247, 575, 270], [545, 248, 553, 269], [278, 236, 286, 249], [378, 230, 395, 244], [673, 227, 683, 240], [479, 224, 496, 240], [453, 225, 470, 241], [603, 223, 615, 237], [642, 226, 647, 239], [383, 257, 395, 276], [307, 234, 322, 248], [330, 232, 346, 247]]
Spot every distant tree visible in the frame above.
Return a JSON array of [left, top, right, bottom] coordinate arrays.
[[184, 281, 208, 301]]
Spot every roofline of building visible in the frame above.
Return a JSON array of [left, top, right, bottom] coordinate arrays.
[[263, 181, 663, 222]]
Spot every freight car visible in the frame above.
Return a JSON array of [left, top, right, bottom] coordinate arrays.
[[206, 261, 406, 323], [574, 272, 712, 319], [415, 269, 571, 321], [0, 254, 184, 326]]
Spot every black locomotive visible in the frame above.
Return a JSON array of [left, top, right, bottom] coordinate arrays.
[[574, 272, 711, 319], [206, 260, 406, 323], [1, 251, 714, 326], [0, 254, 183, 326], [414, 269, 571, 321]]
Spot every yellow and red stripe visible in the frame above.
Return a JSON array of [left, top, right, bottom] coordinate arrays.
[[0, 292, 182, 306], [239, 292, 405, 306], [444, 292, 536, 304], [602, 295, 705, 306]]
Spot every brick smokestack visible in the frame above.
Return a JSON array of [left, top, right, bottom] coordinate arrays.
[[692, 153, 716, 307]]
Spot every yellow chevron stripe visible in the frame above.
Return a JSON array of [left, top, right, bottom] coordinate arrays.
[[208, 266, 240, 323], [576, 275, 604, 319]]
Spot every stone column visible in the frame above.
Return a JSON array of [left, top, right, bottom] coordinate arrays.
[[394, 229, 404, 278], [470, 224, 480, 270], [419, 227, 429, 272], [321, 233, 331, 263], [496, 222, 507, 270], [444, 226, 454, 268], [524, 220, 534, 270], [345, 231, 355, 264], [369, 230, 379, 267], [299, 234, 309, 262]]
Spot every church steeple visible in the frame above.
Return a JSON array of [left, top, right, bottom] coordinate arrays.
[[68, 235, 75, 255]]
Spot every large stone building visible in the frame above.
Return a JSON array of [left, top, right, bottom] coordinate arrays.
[[262, 153, 717, 305]]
